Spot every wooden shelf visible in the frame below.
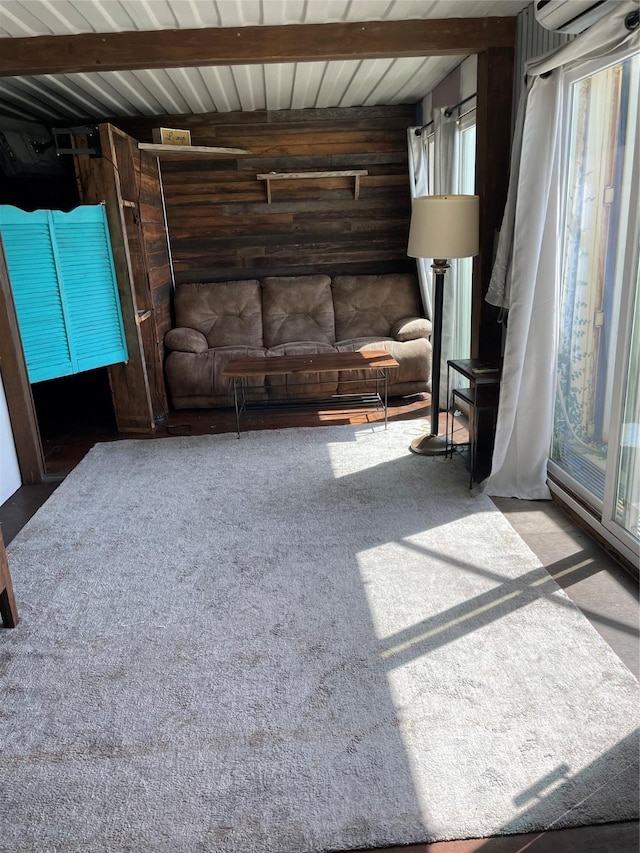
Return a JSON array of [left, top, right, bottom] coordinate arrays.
[[138, 143, 251, 156], [256, 170, 368, 203]]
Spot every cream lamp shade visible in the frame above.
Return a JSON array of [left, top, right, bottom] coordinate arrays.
[[407, 194, 479, 260]]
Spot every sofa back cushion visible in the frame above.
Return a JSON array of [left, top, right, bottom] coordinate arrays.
[[174, 280, 263, 348], [262, 275, 335, 347], [332, 274, 423, 340]]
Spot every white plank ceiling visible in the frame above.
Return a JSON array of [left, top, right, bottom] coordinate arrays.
[[0, 0, 531, 122]]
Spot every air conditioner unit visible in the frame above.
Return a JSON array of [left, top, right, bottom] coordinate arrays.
[[534, 0, 613, 34]]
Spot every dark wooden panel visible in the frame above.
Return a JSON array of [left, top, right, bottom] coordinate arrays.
[[126, 147, 173, 416], [117, 105, 415, 147], [0, 526, 20, 627], [122, 105, 415, 285], [0, 19, 516, 77], [474, 47, 514, 362], [175, 258, 415, 284], [75, 125, 156, 433], [111, 135, 173, 415], [121, 106, 410, 140]]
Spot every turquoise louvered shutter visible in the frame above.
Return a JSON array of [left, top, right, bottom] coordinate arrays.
[[0, 208, 72, 382], [0, 205, 128, 383]]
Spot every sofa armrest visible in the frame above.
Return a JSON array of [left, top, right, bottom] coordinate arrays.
[[164, 327, 208, 354], [390, 316, 433, 342]]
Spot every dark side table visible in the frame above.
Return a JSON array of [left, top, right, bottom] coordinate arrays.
[[446, 358, 502, 487]]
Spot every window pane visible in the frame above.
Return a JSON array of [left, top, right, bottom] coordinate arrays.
[[615, 263, 640, 539], [552, 54, 639, 503], [454, 124, 476, 361]]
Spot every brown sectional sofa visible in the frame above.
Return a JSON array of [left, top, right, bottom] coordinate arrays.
[[164, 273, 432, 409]]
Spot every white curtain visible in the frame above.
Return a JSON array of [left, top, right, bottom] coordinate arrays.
[[483, 1, 640, 500], [407, 127, 432, 318]]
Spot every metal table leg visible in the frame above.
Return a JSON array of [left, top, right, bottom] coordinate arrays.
[[445, 365, 450, 457], [233, 378, 241, 438], [384, 368, 388, 429]]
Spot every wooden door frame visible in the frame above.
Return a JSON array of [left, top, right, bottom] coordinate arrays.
[[74, 124, 156, 434], [0, 236, 45, 484]]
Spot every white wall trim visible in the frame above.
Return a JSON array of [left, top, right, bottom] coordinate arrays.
[[0, 372, 21, 506]]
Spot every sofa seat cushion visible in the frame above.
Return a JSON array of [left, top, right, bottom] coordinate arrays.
[[336, 336, 395, 349], [335, 336, 431, 394], [332, 274, 424, 340], [165, 345, 267, 409], [174, 280, 263, 348], [266, 341, 338, 400], [262, 275, 335, 348]]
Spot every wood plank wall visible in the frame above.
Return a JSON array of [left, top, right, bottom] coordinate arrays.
[[115, 104, 416, 284], [75, 124, 172, 429], [111, 135, 173, 418], [136, 154, 174, 348]]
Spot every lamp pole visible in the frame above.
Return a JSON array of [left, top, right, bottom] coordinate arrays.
[[426, 259, 449, 446], [406, 194, 479, 457]]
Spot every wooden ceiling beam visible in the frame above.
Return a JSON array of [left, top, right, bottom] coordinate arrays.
[[0, 18, 516, 78]]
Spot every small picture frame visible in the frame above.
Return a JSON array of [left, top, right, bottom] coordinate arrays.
[[151, 127, 192, 146]]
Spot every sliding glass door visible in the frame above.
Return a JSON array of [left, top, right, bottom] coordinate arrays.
[[550, 46, 639, 561]]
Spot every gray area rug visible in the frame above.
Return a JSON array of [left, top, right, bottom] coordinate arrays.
[[1, 420, 638, 852]]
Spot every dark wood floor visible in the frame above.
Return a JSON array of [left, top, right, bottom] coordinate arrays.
[[1, 396, 638, 853]]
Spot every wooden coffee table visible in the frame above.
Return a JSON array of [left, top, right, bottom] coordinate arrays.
[[223, 350, 399, 437]]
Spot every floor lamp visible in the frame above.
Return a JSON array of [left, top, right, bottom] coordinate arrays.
[[407, 194, 480, 455]]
